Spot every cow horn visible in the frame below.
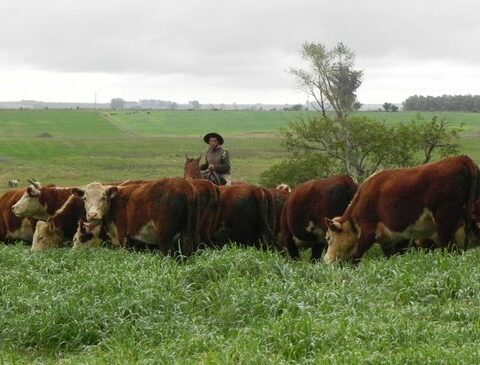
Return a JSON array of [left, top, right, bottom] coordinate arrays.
[[26, 179, 41, 188], [197, 153, 203, 161]]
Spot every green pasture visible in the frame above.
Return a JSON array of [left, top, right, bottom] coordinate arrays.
[[2, 245, 480, 364], [1, 109, 480, 363], [0, 109, 479, 193]]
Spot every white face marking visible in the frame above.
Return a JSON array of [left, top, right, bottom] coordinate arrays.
[[12, 189, 48, 219], [324, 219, 357, 264], [81, 183, 112, 221], [31, 221, 64, 251]]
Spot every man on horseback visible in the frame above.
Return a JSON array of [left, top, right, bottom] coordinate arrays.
[[200, 132, 232, 185]]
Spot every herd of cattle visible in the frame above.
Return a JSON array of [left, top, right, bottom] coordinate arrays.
[[2, 155, 480, 264]]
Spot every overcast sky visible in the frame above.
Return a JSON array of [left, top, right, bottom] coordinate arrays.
[[1, 0, 479, 104]]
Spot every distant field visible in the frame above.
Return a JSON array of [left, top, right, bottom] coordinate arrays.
[[0, 109, 478, 192], [1, 109, 480, 363]]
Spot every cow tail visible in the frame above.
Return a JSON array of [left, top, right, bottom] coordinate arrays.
[[465, 156, 479, 249], [259, 188, 276, 247]]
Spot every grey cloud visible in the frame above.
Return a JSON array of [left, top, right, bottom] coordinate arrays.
[[1, 0, 479, 97]]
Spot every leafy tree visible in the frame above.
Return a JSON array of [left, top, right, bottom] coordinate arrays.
[[399, 114, 463, 163], [189, 100, 200, 110], [290, 42, 363, 120], [110, 98, 125, 110], [261, 114, 463, 187], [259, 154, 343, 188], [383, 102, 399, 112]]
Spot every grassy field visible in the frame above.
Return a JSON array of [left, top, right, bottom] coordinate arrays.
[[1, 109, 480, 363]]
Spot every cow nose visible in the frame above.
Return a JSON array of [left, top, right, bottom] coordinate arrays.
[[87, 211, 99, 220]]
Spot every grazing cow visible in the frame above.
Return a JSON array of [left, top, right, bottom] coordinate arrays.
[[31, 195, 86, 251], [72, 178, 199, 256], [212, 184, 276, 248], [324, 156, 480, 264], [12, 181, 75, 220], [0, 188, 37, 243], [8, 179, 20, 188], [281, 176, 358, 261]]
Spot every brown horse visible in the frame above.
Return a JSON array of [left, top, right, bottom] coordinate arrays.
[[184, 154, 204, 179], [184, 155, 245, 185]]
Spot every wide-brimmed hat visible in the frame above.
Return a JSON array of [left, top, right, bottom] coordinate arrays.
[[203, 132, 224, 145]]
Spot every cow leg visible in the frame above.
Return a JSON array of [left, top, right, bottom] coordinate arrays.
[[285, 236, 300, 260], [311, 238, 327, 262], [434, 209, 461, 250], [311, 244, 324, 262]]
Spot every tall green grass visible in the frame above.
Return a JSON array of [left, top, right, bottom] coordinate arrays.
[[1, 245, 480, 363]]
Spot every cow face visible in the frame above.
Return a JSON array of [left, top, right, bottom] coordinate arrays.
[[73, 219, 104, 248], [12, 186, 48, 219], [324, 218, 357, 263], [31, 220, 64, 252], [72, 183, 118, 221]]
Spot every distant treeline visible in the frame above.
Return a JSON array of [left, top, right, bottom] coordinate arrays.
[[403, 95, 480, 112]]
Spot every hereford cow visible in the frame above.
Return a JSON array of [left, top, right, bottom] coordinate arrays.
[[12, 181, 75, 220], [0, 188, 37, 243], [324, 156, 480, 264], [211, 184, 277, 248], [72, 178, 199, 256], [281, 176, 358, 261]]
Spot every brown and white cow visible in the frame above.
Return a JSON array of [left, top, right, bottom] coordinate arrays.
[[12, 182, 75, 220], [324, 155, 480, 264], [211, 184, 277, 248], [72, 178, 199, 256], [281, 175, 358, 261], [0, 188, 37, 243]]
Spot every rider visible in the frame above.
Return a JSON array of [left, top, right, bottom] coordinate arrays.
[[200, 132, 231, 185]]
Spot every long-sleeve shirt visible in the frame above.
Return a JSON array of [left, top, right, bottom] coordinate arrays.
[[200, 146, 231, 174]]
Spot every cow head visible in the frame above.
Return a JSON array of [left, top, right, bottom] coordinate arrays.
[[72, 182, 118, 221], [72, 219, 104, 248], [324, 217, 358, 263], [12, 184, 49, 219], [31, 220, 64, 252]]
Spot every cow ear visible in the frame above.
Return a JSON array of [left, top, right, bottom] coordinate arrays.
[[27, 186, 40, 197], [72, 187, 85, 198], [107, 186, 118, 199], [325, 218, 342, 232]]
